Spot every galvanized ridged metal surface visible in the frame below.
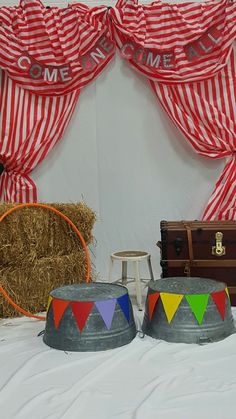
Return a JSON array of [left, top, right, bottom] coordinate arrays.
[[44, 283, 136, 352], [142, 277, 235, 344], [148, 277, 226, 294], [50, 283, 127, 301]]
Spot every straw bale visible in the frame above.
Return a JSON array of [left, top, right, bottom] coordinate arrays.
[[0, 203, 95, 267], [0, 203, 96, 318], [0, 251, 90, 318]]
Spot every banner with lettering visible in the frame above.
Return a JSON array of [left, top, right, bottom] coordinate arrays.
[[111, 0, 236, 83], [0, 0, 115, 202], [0, 0, 115, 96], [112, 0, 236, 220]]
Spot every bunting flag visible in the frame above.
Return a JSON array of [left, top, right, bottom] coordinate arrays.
[[117, 294, 130, 323], [71, 301, 94, 332], [148, 292, 160, 320], [52, 299, 70, 330], [147, 288, 231, 326], [95, 299, 117, 330], [225, 288, 230, 300], [211, 290, 226, 320], [160, 293, 184, 324], [46, 296, 53, 313], [50, 295, 132, 333], [185, 294, 209, 325]]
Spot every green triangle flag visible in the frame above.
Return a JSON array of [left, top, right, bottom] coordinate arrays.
[[185, 294, 209, 325]]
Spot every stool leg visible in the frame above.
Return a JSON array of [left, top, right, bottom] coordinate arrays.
[[147, 255, 154, 281], [122, 261, 128, 285], [133, 261, 142, 310], [108, 257, 114, 283]]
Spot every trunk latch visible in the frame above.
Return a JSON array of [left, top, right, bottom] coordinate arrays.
[[212, 232, 226, 257]]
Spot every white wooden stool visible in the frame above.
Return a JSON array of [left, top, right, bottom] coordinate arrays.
[[108, 251, 154, 310]]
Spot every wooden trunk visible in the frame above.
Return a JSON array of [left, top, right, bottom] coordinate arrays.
[[158, 220, 236, 305]]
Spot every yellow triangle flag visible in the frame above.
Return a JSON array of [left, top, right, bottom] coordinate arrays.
[[225, 288, 230, 300], [46, 296, 53, 312], [160, 292, 184, 324]]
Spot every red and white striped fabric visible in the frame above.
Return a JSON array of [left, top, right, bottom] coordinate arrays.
[[0, 0, 115, 95], [0, 0, 114, 202], [112, 0, 236, 220], [0, 69, 79, 202], [151, 46, 236, 220], [111, 0, 236, 82]]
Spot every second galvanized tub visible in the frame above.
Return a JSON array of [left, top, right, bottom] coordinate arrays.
[[44, 282, 136, 351], [142, 277, 235, 344]]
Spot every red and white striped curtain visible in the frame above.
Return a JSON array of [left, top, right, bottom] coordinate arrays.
[[0, 0, 115, 202], [111, 0, 236, 220], [0, 0, 115, 96], [151, 51, 236, 220], [0, 70, 79, 202]]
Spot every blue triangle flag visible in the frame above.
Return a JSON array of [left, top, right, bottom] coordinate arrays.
[[117, 294, 130, 323]]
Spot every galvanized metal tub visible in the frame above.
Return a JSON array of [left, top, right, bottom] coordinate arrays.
[[142, 277, 235, 344], [43, 282, 136, 351]]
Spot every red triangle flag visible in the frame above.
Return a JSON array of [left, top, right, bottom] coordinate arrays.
[[71, 301, 94, 332], [211, 290, 226, 320], [148, 292, 160, 320], [52, 299, 70, 329]]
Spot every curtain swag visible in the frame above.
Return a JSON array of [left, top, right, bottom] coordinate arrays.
[[1, 0, 236, 220]]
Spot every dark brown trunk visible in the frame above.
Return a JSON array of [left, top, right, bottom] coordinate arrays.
[[159, 220, 236, 305]]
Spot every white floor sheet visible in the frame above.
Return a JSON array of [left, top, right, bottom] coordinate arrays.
[[0, 302, 236, 419]]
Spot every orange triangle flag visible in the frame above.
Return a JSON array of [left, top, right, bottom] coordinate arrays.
[[148, 293, 160, 320], [71, 301, 94, 332], [211, 290, 226, 320], [160, 292, 184, 324], [52, 299, 70, 329]]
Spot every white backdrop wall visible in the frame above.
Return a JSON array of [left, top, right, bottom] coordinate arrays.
[[1, 0, 224, 280]]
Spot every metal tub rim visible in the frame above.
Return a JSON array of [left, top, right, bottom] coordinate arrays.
[[147, 277, 227, 295], [50, 282, 129, 302]]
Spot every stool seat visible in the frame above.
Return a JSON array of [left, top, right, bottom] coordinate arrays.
[[108, 250, 154, 311], [112, 251, 149, 260]]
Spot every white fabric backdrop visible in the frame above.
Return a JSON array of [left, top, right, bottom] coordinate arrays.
[[0, 0, 224, 279]]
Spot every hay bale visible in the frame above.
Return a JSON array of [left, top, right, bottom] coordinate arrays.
[[0, 203, 96, 318], [0, 251, 88, 318], [0, 203, 95, 266]]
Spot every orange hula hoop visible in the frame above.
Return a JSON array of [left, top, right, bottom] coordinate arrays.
[[0, 203, 91, 321]]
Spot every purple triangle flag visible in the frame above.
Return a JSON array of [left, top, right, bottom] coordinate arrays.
[[95, 298, 116, 330], [117, 294, 130, 323]]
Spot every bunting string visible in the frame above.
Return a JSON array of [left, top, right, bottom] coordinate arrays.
[[147, 287, 229, 325], [49, 294, 131, 332]]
